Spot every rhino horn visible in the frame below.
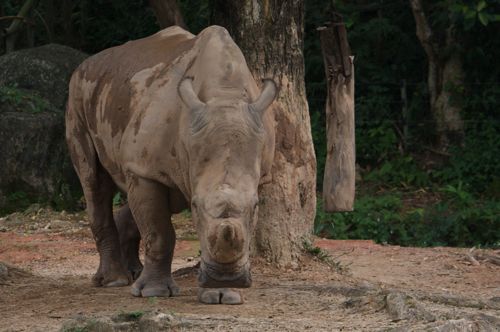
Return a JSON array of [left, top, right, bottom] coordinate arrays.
[[250, 79, 278, 116], [179, 77, 206, 110]]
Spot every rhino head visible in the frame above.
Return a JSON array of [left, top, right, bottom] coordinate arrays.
[[179, 77, 277, 288]]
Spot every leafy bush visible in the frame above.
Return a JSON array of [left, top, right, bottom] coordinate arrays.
[[315, 186, 500, 248], [356, 122, 399, 165], [315, 193, 404, 243], [433, 120, 500, 196], [364, 155, 430, 187]]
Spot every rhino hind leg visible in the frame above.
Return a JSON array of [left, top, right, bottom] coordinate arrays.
[[66, 132, 131, 287], [114, 203, 143, 280], [198, 288, 243, 305], [127, 176, 179, 297]]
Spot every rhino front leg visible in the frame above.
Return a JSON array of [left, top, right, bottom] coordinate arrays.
[[114, 203, 143, 280], [127, 176, 179, 297]]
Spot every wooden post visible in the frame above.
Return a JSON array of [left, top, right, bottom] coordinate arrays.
[[318, 14, 355, 212]]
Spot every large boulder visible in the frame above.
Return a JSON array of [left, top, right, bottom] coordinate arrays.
[[0, 44, 87, 109], [0, 44, 87, 213]]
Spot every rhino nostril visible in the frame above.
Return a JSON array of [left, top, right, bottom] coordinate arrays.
[[222, 224, 234, 242]]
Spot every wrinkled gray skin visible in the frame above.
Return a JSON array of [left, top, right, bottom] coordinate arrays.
[[65, 26, 277, 304]]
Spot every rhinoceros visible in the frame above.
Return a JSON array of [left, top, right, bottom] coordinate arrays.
[[65, 25, 277, 304]]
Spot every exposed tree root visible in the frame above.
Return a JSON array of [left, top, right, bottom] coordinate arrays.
[[467, 247, 500, 266]]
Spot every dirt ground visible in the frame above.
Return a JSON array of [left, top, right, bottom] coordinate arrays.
[[0, 206, 499, 331]]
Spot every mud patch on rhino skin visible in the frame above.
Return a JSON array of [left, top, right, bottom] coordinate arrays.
[[140, 148, 149, 159], [144, 63, 170, 88]]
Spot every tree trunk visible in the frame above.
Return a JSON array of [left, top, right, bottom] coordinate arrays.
[[148, 0, 186, 29], [409, 0, 464, 149], [212, 0, 317, 267]]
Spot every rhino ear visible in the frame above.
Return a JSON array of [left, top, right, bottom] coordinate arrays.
[[250, 79, 278, 116], [178, 77, 206, 110]]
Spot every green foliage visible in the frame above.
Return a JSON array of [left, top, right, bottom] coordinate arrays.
[[180, 208, 192, 219], [115, 311, 145, 321], [315, 193, 404, 243], [356, 122, 399, 165], [4, 191, 31, 214], [315, 188, 500, 248], [61, 319, 101, 332], [449, 0, 500, 29], [302, 238, 349, 272], [365, 156, 430, 187], [432, 120, 500, 195], [112, 192, 123, 206], [0, 85, 51, 114]]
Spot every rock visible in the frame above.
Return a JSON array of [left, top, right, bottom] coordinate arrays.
[[0, 44, 87, 213], [385, 292, 435, 322], [50, 219, 72, 229], [0, 44, 87, 109], [138, 311, 181, 331], [60, 317, 117, 332], [23, 203, 42, 215], [430, 317, 499, 332], [60, 311, 182, 332], [0, 262, 9, 281]]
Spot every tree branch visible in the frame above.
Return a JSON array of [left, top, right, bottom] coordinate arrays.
[[408, 0, 436, 61], [3, 0, 38, 53]]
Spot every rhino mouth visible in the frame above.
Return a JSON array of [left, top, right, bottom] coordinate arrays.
[[198, 259, 252, 288]]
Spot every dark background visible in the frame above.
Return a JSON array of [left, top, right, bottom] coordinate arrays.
[[1, 0, 499, 247]]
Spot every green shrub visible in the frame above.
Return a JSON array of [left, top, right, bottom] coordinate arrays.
[[315, 193, 404, 243], [433, 120, 500, 196], [315, 186, 500, 248], [364, 155, 429, 187]]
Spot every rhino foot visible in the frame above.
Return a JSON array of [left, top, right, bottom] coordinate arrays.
[[198, 288, 243, 305], [92, 263, 131, 287], [131, 276, 179, 297]]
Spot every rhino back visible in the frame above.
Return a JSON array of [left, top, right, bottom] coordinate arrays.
[[77, 26, 195, 134], [68, 27, 196, 189]]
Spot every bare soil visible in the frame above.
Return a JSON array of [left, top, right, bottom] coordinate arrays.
[[0, 206, 499, 331]]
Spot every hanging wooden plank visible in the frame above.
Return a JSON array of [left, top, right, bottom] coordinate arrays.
[[318, 16, 355, 212]]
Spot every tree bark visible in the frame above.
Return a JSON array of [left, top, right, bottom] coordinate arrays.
[[148, 0, 186, 29], [318, 18, 355, 212], [212, 0, 317, 267], [409, 0, 464, 149]]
